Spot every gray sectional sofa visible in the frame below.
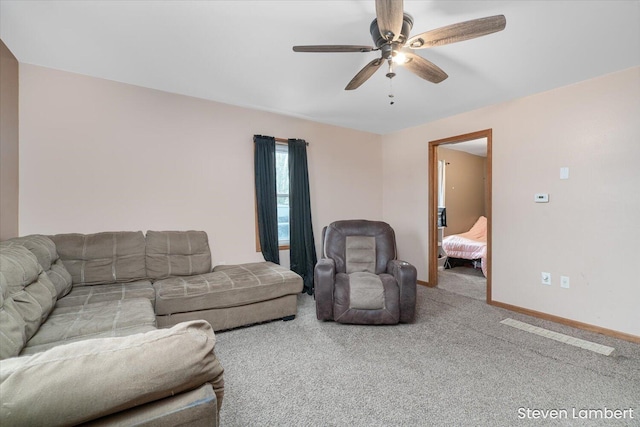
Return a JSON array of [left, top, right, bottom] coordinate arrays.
[[0, 230, 303, 426]]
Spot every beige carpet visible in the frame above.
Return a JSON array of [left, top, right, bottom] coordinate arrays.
[[214, 286, 640, 426], [438, 265, 486, 301]]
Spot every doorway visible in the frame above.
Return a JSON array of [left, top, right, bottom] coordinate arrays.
[[428, 129, 492, 303]]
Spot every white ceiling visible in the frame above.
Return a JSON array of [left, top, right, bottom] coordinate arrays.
[[1, 1, 639, 135], [441, 138, 487, 157]]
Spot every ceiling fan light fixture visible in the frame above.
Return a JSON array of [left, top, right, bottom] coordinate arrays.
[[392, 51, 408, 64]]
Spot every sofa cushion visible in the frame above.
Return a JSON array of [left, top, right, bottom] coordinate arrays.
[[0, 244, 57, 345], [1, 320, 224, 426], [0, 288, 27, 359], [154, 262, 302, 315], [20, 323, 157, 355], [145, 230, 212, 279], [51, 231, 147, 286], [54, 280, 155, 308], [6, 235, 73, 298], [22, 298, 156, 352]]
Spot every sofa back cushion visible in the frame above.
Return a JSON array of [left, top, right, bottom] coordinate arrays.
[[0, 288, 26, 359], [51, 231, 147, 286], [0, 243, 57, 358], [7, 235, 73, 298], [145, 231, 212, 279]]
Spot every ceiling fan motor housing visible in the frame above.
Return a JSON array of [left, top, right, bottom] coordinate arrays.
[[370, 13, 414, 58]]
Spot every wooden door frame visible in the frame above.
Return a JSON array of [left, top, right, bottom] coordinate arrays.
[[428, 129, 493, 303]]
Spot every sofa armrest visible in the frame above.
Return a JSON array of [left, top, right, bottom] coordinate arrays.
[[0, 321, 224, 427], [314, 258, 335, 320], [387, 259, 417, 323], [84, 383, 219, 427]]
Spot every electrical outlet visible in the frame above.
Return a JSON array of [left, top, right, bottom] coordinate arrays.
[[560, 276, 570, 289], [541, 272, 551, 285]]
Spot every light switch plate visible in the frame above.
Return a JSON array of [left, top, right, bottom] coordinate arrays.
[[534, 193, 549, 203], [560, 167, 569, 180]]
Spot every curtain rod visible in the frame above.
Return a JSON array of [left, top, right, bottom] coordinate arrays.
[[275, 137, 309, 146]]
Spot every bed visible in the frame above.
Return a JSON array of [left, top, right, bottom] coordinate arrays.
[[442, 216, 487, 277]]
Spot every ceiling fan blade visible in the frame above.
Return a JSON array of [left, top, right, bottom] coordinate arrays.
[[345, 58, 384, 90], [407, 15, 506, 49], [375, 0, 404, 41], [293, 45, 374, 53], [403, 53, 448, 83]]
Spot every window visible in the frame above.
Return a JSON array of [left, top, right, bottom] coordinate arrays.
[[254, 135, 316, 291], [437, 159, 447, 227], [437, 159, 446, 208], [275, 144, 289, 246]]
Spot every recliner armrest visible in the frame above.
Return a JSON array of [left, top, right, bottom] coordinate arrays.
[[387, 259, 417, 323], [314, 258, 335, 320]]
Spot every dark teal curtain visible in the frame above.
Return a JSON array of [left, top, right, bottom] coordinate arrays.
[[254, 135, 280, 264], [288, 139, 317, 295]]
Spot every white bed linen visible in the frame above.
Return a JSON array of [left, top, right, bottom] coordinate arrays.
[[442, 216, 487, 276]]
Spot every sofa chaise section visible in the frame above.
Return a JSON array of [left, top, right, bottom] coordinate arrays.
[[154, 262, 303, 330], [147, 231, 303, 331]]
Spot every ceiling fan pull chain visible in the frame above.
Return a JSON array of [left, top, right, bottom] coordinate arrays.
[[387, 59, 395, 104]]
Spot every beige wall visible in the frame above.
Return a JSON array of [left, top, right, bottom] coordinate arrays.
[[437, 147, 486, 236], [383, 66, 640, 337], [0, 39, 19, 240], [17, 62, 640, 337], [18, 64, 383, 266]]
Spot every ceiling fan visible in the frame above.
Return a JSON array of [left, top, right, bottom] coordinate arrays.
[[293, 0, 506, 91]]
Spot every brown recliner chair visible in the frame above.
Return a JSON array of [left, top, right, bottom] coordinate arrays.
[[314, 220, 417, 324]]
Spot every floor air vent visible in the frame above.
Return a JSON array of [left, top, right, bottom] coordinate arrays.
[[500, 318, 615, 356]]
